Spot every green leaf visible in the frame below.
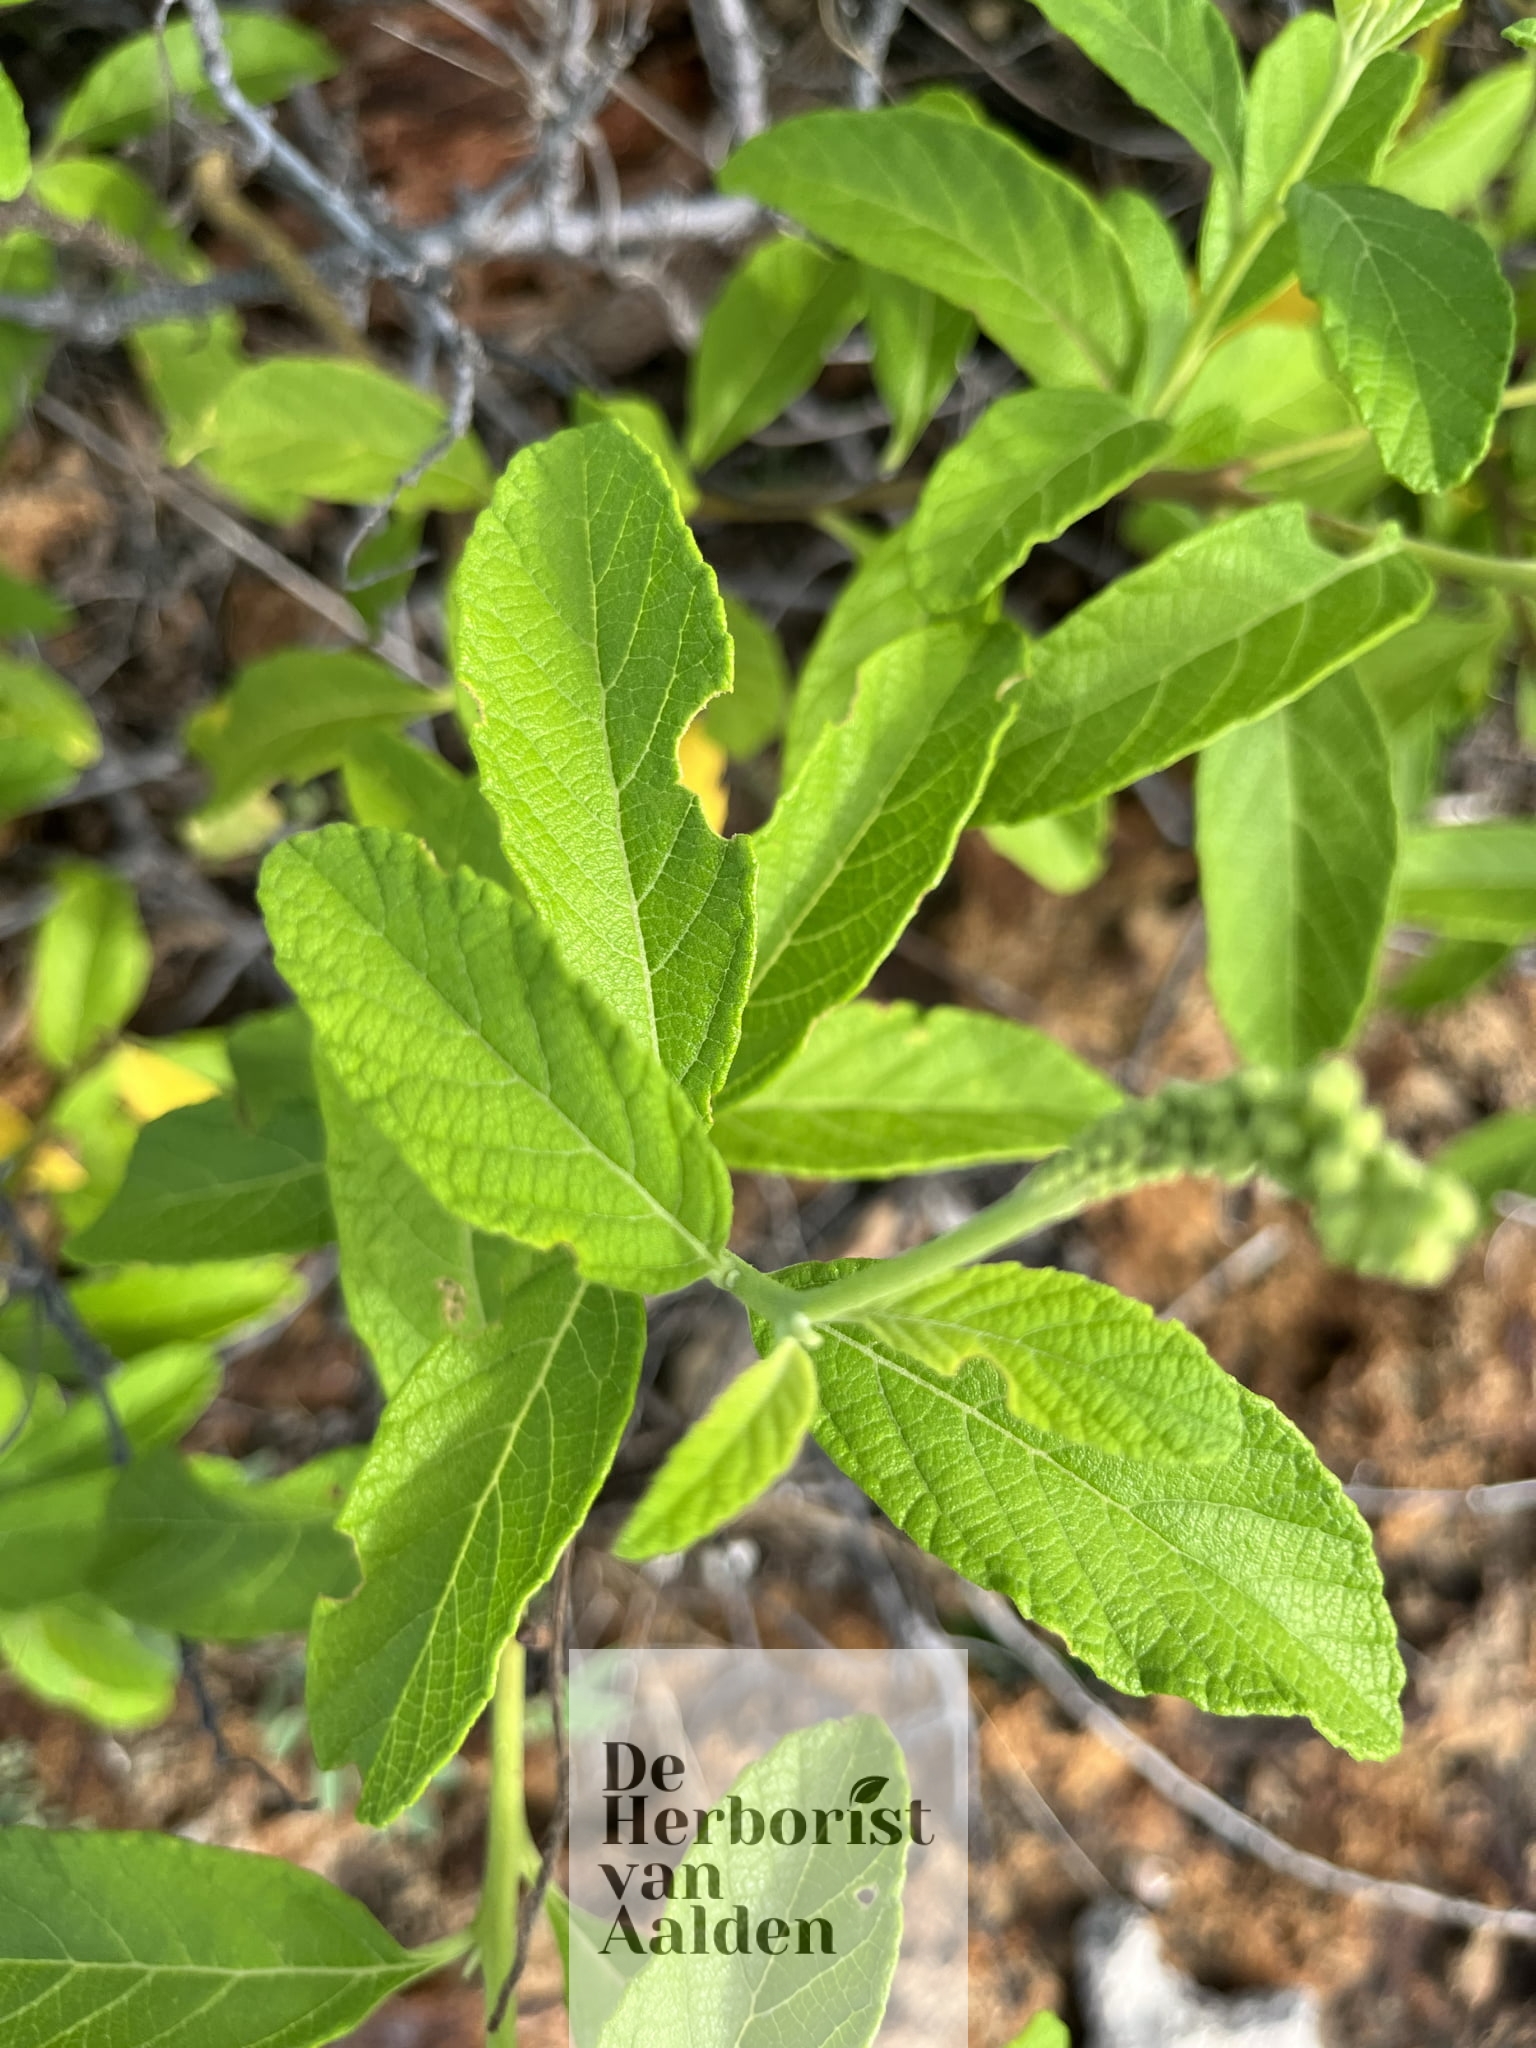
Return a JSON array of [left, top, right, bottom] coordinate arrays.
[[1396, 821, 1536, 941], [187, 647, 437, 810], [1199, 669, 1398, 1068], [260, 826, 732, 1293], [342, 728, 516, 889], [986, 800, 1110, 896], [592, 1715, 908, 2048], [770, 1265, 1404, 1760], [187, 358, 490, 522], [1436, 1111, 1536, 1217], [1383, 62, 1535, 214], [226, 1005, 317, 1123], [573, 389, 698, 512], [0, 63, 29, 201], [315, 1057, 500, 1398], [721, 107, 1139, 391], [1032, 0, 1245, 187], [0, 656, 99, 822], [1387, 936, 1510, 1013], [30, 862, 150, 1072], [979, 503, 1432, 824], [713, 1001, 1120, 1177], [0, 1469, 112, 1610], [92, 1448, 360, 1640], [1105, 188, 1190, 406], [0, 1829, 434, 2045], [687, 238, 865, 468], [782, 526, 932, 787], [309, 1250, 642, 1823], [862, 266, 976, 472], [0, 1595, 176, 1727], [706, 598, 789, 759], [1506, 21, 1536, 50], [1290, 182, 1515, 494], [723, 623, 1021, 1102], [66, 1260, 300, 1359], [1006, 2018, 1071, 2048], [53, 11, 339, 151], [0, 564, 71, 638], [0, 229, 53, 441], [69, 1095, 333, 1263], [1354, 594, 1508, 734], [852, 1262, 1243, 1464], [1339, 0, 1462, 65], [1172, 324, 1376, 497], [457, 423, 755, 1109], [1212, 20, 1420, 325], [614, 1336, 815, 1560], [908, 390, 1170, 613]]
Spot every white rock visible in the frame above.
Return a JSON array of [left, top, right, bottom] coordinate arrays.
[[1076, 1899, 1324, 2048]]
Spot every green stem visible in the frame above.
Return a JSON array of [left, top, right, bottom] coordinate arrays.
[[1312, 510, 1536, 597], [779, 1147, 1139, 1326], [1152, 52, 1365, 417], [477, 1640, 533, 2045]]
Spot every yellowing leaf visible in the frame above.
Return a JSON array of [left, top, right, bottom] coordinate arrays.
[[112, 1045, 221, 1123], [677, 720, 729, 834]]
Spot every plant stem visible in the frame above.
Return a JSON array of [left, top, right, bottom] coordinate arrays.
[[1152, 52, 1364, 416], [1311, 510, 1536, 597], [478, 1640, 533, 2045], [776, 1151, 1117, 1326]]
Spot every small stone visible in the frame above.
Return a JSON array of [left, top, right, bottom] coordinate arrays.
[[1076, 1899, 1324, 2048]]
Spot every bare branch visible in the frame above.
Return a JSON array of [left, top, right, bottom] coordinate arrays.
[[0, 1188, 130, 1464], [965, 1586, 1536, 1944], [181, 0, 427, 287], [691, 0, 770, 141], [34, 395, 442, 684], [1347, 1476, 1536, 1517], [0, 273, 279, 344], [412, 187, 760, 268]]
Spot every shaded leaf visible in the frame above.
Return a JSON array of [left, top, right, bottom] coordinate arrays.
[[687, 238, 864, 468], [0, 656, 99, 823], [69, 1095, 332, 1263], [93, 1448, 360, 1640], [782, 526, 932, 786], [30, 862, 150, 1072], [341, 728, 517, 890], [53, 11, 338, 151], [316, 1056, 502, 1399], [1199, 669, 1398, 1067], [187, 647, 436, 810], [862, 266, 975, 472], [0, 1469, 112, 1611], [1396, 821, 1536, 941], [706, 596, 789, 759]]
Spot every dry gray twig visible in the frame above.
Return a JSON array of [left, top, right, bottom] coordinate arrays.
[[965, 1587, 1536, 1944]]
